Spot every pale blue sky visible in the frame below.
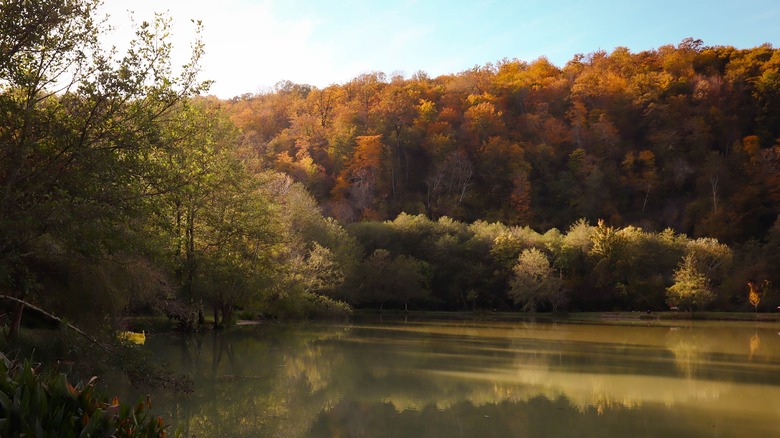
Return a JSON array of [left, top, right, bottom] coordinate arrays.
[[101, 0, 780, 98]]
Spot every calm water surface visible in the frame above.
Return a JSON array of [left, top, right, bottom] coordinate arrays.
[[135, 317, 780, 437]]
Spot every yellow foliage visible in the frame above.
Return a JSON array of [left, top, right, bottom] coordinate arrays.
[[118, 331, 146, 345], [748, 281, 761, 311], [350, 135, 384, 171]]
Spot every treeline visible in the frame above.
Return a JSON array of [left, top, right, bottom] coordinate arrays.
[[330, 214, 779, 313], [224, 38, 780, 244]]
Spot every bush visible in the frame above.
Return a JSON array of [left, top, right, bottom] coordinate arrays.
[[302, 294, 353, 321], [0, 352, 176, 437]]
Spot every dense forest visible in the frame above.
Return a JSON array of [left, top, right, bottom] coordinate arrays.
[[218, 37, 780, 313], [3, 0, 780, 348], [224, 38, 780, 243]]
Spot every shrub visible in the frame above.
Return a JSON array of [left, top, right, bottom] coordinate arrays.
[[0, 352, 176, 437]]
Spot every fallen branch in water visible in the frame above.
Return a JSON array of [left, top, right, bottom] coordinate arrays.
[[0, 295, 110, 353]]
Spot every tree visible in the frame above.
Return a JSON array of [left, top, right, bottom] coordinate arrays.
[[143, 99, 284, 328], [666, 254, 715, 312], [685, 237, 732, 286], [473, 136, 531, 224], [0, 0, 208, 337], [250, 173, 357, 319], [748, 281, 761, 312], [295, 243, 345, 295], [355, 249, 431, 311], [332, 135, 385, 220], [621, 150, 657, 213], [747, 280, 771, 313], [509, 248, 566, 312], [588, 220, 627, 296], [425, 148, 473, 217], [193, 173, 281, 328], [376, 83, 419, 201]]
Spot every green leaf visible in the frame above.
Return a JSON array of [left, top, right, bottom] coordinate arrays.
[[0, 389, 11, 412], [79, 408, 105, 438]]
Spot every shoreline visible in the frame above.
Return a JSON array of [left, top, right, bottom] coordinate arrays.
[[119, 310, 780, 333]]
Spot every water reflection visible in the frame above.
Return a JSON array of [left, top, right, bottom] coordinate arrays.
[[749, 332, 761, 361], [137, 319, 780, 437]]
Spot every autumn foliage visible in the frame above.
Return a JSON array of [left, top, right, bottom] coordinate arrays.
[[224, 39, 780, 243]]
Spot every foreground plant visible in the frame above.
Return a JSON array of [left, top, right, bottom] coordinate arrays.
[[0, 352, 177, 437]]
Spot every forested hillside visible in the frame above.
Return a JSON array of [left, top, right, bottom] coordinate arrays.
[[224, 38, 780, 244], [2, 0, 779, 339]]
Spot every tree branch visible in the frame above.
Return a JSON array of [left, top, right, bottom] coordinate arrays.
[[0, 295, 110, 353]]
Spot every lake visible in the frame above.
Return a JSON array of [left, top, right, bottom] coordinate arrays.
[[134, 316, 780, 437]]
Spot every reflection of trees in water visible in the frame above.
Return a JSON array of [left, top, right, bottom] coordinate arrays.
[[306, 394, 727, 438], [494, 353, 650, 414], [749, 332, 761, 361], [146, 325, 351, 437], [344, 322, 658, 414], [434, 323, 766, 414], [283, 344, 334, 393], [665, 326, 714, 379], [142, 322, 780, 436]]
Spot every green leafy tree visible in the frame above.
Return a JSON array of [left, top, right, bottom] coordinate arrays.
[[296, 243, 345, 294], [0, 0, 208, 337], [195, 175, 280, 327], [356, 249, 431, 311], [261, 174, 358, 319], [145, 99, 281, 328], [509, 248, 566, 312], [666, 254, 715, 312]]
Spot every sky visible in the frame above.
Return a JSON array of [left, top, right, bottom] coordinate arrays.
[[99, 0, 780, 98]]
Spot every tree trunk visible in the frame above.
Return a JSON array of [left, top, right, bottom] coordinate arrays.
[[710, 176, 719, 212], [7, 300, 25, 340], [184, 202, 196, 298], [213, 305, 220, 329], [197, 308, 206, 327], [642, 186, 651, 213], [222, 305, 233, 328]]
